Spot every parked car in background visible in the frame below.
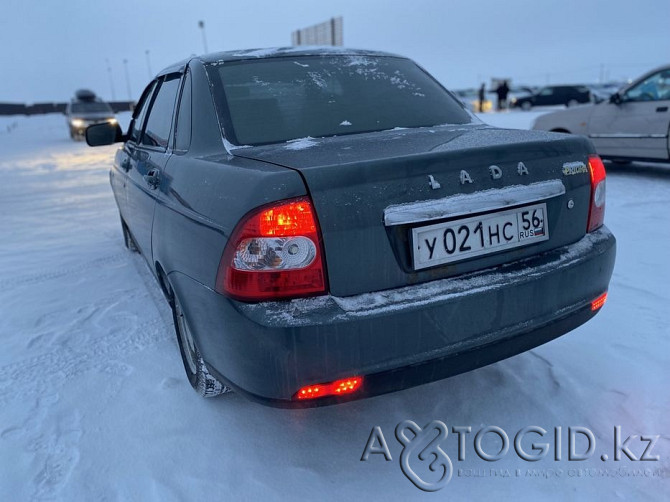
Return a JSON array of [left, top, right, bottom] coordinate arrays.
[[507, 85, 535, 104], [511, 85, 592, 110], [533, 66, 670, 162], [85, 47, 615, 407], [65, 89, 117, 140]]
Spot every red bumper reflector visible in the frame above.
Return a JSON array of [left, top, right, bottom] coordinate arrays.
[[296, 376, 363, 400], [591, 292, 607, 311]]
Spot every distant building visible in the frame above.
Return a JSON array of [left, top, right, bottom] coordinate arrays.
[[292, 17, 343, 46]]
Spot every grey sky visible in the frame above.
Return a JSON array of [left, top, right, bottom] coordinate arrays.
[[0, 0, 667, 103]]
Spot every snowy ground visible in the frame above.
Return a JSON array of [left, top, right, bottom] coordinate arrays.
[[0, 112, 668, 501]]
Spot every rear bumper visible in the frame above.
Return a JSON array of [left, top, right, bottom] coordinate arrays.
[[171, 226, 615, 406]]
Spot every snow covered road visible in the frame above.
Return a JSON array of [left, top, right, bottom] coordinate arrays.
[[0, 112, 668, 500]]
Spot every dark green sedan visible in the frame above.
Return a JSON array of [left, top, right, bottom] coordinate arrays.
[[86, 47, 615, 407]]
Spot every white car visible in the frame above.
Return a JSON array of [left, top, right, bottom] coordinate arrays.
[[533, 66, 670, 162]]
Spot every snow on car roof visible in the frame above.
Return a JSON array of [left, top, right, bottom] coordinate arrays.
[[156, 47, 404, 77], [202, 46, 401, 63]]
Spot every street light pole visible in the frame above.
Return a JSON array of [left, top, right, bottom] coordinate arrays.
[[198, 20, 208, 53], [105, 58, 116, 101], [123, 59, 133, 101], [145, 50, 153, 79]]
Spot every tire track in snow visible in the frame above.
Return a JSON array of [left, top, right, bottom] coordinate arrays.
[[1, 394, 83, 501], [0, 251, 128, 289], [0, 316, 172, 405], [0, 252, 176, 405]]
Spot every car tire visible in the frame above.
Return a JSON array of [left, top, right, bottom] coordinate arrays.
[[521, 101, 532, 111], [172, 296, 232, 398], [121, 219, 139, 253], [566, 99, 579, 107]]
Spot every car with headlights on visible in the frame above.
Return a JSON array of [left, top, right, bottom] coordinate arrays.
[[65, 89, 117, 140], [533, 66, 670, 163], [85, 47, 615, 407]]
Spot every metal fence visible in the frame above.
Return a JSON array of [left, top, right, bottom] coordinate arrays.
[[0, 101, 134, 116]]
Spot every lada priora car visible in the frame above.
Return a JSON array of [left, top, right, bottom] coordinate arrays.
[[86, 47, 615, 407]]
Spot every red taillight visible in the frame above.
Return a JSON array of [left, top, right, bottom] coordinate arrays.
[[296, 376, 363, 400], [258, 200, 316, 236], [216, 196, 328, 302], [591, 292, 607, 311], [587, 155, 606, 232]]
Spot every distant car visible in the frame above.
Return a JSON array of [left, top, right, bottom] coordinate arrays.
[[511, 85, 592, 110], [85, 47, 615, 407], [533, 66, 670, 162], [507, 85, 535, 104], [65, 89, 117, 140]]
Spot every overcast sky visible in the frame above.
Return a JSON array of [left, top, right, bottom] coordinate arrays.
[[0, 0, 667, 103]]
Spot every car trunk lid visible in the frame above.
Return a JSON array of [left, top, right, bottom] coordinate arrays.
[[231, 125, 595, 297]]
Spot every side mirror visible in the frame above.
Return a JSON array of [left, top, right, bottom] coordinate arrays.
[[86, 122, 125, 146], [609, 92, 622, 105]]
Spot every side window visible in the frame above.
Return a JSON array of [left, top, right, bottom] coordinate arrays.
[[174, 70, 192, 152], [141, 75, 181, 149], [129, 81, 157, 143], [625, 71, 670, 102], [539, 88, 554, 96]]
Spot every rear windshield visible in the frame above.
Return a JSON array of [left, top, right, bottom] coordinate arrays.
[[71, 102, 113, 113], [206, 55, 472, 146]]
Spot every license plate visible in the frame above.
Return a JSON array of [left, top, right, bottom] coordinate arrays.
[[411, 203, 549, 270]]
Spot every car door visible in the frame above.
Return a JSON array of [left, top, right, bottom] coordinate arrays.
[[588, 68, 670, 160], [114, 81, 157, 229], [534, 87, 555, 106], [554, 87, 569, 106], [125, 74, 182, 260]]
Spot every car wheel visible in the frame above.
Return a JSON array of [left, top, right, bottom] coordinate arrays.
[[567, 99, 579, 107], [121, 218, 139, 252], [521, 101, 532, 111], [173, 296, 232, 398]]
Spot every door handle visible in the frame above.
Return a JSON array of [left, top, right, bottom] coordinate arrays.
[[143, 168, 161, 189], [656, 106, 668, 112]]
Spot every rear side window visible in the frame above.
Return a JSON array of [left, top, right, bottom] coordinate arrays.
[[129, 81, 157, 142], [174, 70, 192, 152], [206, 55, 473, 146], [142, 75, 181, 149]]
